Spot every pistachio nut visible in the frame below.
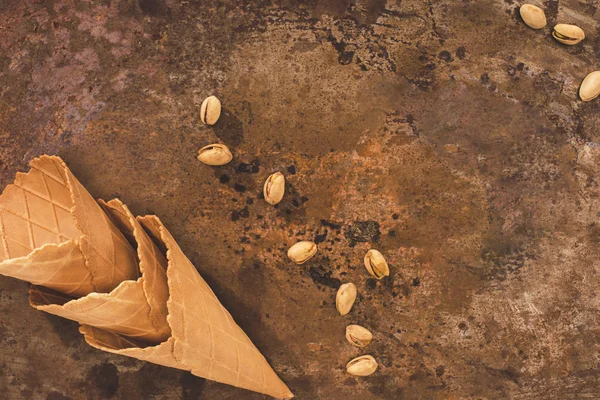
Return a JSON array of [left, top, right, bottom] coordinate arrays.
[[200, 95, 222, 125], [336, 283, 357, 316], [264, 172, 285, 205], [552, 24, 585, 45], [579, 71, 600, 102], [346, 355, 378, 377], [197, 144, 232, 166], [363, 249, 389, 280], [287, 241, 317, 264], [345, 325, 373, 348], [519, 4, 546, 29]]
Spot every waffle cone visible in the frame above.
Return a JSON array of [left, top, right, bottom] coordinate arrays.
[[80, 215, 294, 399], [29, 199, 171, 343], [0, 156, 293, 398], [0, 155, 139, 295]]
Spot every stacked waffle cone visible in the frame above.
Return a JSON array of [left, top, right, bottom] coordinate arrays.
[[0, 155, 293, 399]]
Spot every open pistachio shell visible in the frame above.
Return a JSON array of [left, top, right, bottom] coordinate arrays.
[[345, 325, 373, 348], [287, 241, 317, 264], [552, 24, 585, 45], [346, 355, 378, 376], [364, 249, 390, 280], [197, 144, 233, 166], [200, 95, 222, 125], [264, 172, 285, 205]]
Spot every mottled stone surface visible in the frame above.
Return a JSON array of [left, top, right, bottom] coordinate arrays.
[[1, 0, 600, 399]]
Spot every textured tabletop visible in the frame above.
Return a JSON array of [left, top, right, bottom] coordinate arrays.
[[1, 0, 600, 399]]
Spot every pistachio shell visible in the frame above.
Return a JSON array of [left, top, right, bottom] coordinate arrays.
[[287, 241, 317, 264], [519, 4, 546, 29], [345, 325, 373, 348], [579, 71, 600, 102], [363, 249, 389, 280], [200, 95, 222, 125], [346, 355, 378, 376], [197, 144, 232, 166], [336, 283, 357, 316], [552, 24, 585, 45], [264, 172, 285, 205]]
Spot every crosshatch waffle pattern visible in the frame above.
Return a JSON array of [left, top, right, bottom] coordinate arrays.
[[0, 156, 292, 398], [155, 217, 293, 399], [30, 197, 172, 344], [0, 157, 95, 296], [99, 199, 170, 334], [0, 156, 80, 260], [81, 216, 293, 399], [64, 157, 139, 291], [30, 278, 168, 343], [0, 155, 139, 295], [0, 241, 92, 296]]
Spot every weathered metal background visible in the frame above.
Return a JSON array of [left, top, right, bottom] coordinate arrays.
[[1, 0, 600, 399]]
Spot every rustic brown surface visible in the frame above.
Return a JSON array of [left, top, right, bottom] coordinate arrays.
[[1, 0, 600, 399]]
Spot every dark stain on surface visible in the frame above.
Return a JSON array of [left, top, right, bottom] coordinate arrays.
[[356, 0, 388, 25], [480, 72, 491, 85], [212, 109, 245, 147], [436, 365, 445, 377], [308, 265, 342, 289], [438, 50, 453, 62], [42, 314, 82, 348], [543, 0, 559, 23], [139, 0, 163, 15], [482, 365, 521, 384], [180, 373, 206, 399], [219, 174, 230, 184], [314, 230, 328, 243], [236, 160, 261, 174], [327, 32, 355, 66], [231, 206, 250, 221], [345, 220, 381, 243], [321, 219, 342, 230], [234, 183, 247, 193], [88, 363, 119, 398]]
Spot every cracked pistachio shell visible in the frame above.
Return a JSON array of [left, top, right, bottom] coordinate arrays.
[[264, 172, 285, 205], [552, 24, 585, 45], [200, 95, 222, 125], [345, 325, 373, 348], [364, 249, 389, 280], [579, 71, 600, 102], [519, 4, 546, 29], [346, 355, 378, 377], [287, 241, 317, 264], [336, 283, 357, 316], [197, 144, 232, 166]]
